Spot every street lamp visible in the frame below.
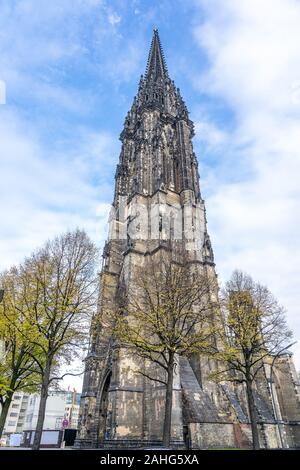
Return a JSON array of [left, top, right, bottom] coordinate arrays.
[[0, 289, 4, 303]]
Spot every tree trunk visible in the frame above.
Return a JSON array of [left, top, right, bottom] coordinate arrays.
[[163, 352, 175, 448], [32, 360, 51, 450], [246, 377, 260, 450], [0, 392, 13, 439]]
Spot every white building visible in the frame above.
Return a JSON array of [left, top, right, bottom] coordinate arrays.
[[23, 390, 81, 431], [3, 390, 81, 438], [3, 392, 30, 435], [24, 392, 66, 431]]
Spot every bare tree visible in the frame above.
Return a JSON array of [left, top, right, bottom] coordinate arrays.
[[114, 254, 217, 447], [10, 229, 98, 450], [0, 268, 41, 438], [213, 270, 293, 450]]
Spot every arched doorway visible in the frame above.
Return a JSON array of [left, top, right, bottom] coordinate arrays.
[[98, 371, 112, 446]]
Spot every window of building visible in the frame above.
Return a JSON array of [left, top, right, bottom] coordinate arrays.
[[10, 412, 18, 417]]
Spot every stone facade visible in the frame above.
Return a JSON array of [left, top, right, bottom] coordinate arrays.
[[75, 30, 300, 449]]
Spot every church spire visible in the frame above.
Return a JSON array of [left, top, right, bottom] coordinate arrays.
[[118, 30, 198, 199], [145, 29, 168, 81]]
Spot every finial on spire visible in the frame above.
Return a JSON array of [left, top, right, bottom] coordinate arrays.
[[145, 29, 168, 80]]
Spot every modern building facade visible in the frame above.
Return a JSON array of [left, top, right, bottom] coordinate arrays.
[[3, 389, 81, 439], [24, 390, 81, 431], [76, 30, 300, 449], [24, 392, 66, 431], [3, 392, 30, 436]]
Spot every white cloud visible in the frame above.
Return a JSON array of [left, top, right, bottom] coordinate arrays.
[[0, 108, 114, 269], [108, 11, 121, 27], [0, 0, 140, 108], [0, 0, 134, 276], [193, 0, 300, 367], [194, 118, 228, 149], [0, 80, 6, 104]]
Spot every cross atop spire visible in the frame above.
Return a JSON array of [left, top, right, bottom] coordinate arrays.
[[145, 29, 168, 80]]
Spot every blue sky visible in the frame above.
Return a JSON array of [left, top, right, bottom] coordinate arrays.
[[1, 0, 300, 379]]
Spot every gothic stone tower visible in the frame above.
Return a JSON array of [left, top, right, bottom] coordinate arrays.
[[76, 31, 300, 449]]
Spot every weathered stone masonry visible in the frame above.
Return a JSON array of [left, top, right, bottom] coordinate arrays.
[[75, 30, 300, 449]]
